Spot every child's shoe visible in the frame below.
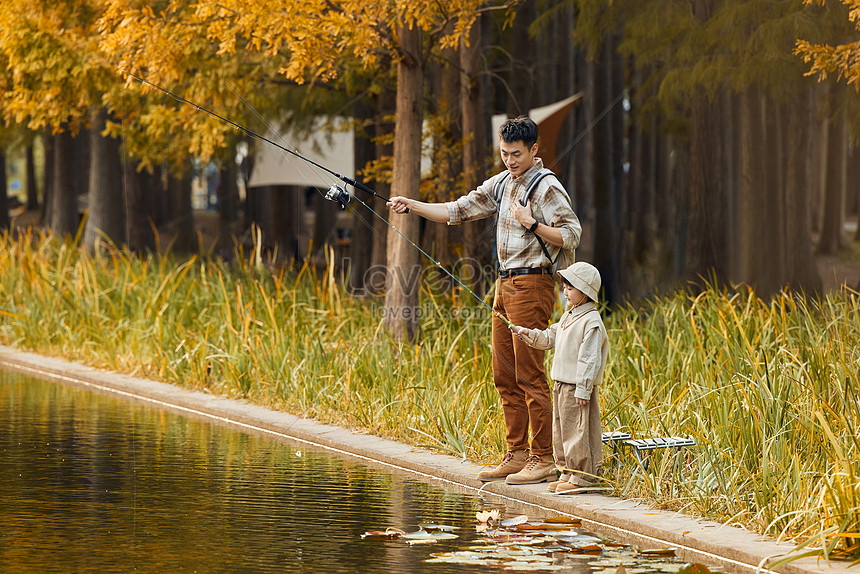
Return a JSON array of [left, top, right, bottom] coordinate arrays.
[[546, 472, 572, 492]]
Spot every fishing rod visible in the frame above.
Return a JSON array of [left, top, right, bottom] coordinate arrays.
[[120, 69, 516, 329]]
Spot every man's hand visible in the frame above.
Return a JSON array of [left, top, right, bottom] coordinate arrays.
[[511, 199, 536, 230], [576, 397, 589, 406], [387, 196, 412, 214]]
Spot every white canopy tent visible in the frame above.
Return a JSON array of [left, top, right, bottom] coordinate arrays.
[[247, 94, 582, 188]]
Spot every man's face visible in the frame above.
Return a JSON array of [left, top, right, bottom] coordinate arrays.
[[499, 140, 538, 178]]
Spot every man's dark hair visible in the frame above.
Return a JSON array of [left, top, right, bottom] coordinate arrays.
[[499, 116, 538, 148]]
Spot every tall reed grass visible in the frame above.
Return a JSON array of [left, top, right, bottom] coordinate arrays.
[[0, 229, 857, 563]]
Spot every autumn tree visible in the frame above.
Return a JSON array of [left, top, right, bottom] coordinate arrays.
[[136, 0, 495, 340]]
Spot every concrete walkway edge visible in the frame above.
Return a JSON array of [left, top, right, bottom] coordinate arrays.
[[0, 346, 850, 574]]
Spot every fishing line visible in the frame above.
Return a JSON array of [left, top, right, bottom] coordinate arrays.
[[122, 70, 608, 478], [120, 69, 514, 328], [547, 86, 630, 172]]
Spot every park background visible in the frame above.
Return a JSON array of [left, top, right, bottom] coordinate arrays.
[[1, 0, 860, 566]]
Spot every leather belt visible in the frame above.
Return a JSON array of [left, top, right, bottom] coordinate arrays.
[[499, 267, 552, 278]]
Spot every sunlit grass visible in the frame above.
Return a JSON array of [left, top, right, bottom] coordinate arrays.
[[0, 228, 858, 563]]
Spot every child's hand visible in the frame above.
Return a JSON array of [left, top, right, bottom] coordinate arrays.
[[512, 326, 531, 342]]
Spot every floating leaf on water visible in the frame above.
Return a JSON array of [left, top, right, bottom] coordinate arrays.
[[406, 538, 437, 545], [361, 528, 405, 538], [482, 535, 534, 543], [501, 515, 529, 527], [527, 530, 582, 537], [401, 529, 434, 540], [654, 564, 687, 573], [678, 564, 712, 574], [517, 523, 572, 531], [639, 548, 677, 557], [505, 561, 564, 571], [617, 566, 627, 574], [544, 516, 583, 525], [561, 534, 603, 545], [419, 523, 458, 532], [570, 544, 603, 554], [430, 532, 459, 541], [426, 552, 501, 566]]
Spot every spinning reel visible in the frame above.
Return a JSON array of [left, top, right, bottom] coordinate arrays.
[[325, 185, 351, 210]]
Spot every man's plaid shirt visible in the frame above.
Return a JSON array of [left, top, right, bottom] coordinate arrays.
[[445, 158, 581, 271]]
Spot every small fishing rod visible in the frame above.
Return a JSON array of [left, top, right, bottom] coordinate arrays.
[[121, 70, 516, 329]]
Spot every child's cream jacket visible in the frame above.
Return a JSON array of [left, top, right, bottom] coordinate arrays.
[[519, 301, 609, 401]]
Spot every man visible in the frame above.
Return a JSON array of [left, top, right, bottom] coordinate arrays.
[[387, 116, 582, 485]]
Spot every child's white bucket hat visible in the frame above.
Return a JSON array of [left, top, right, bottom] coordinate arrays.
[[557, 262, 601, 302]]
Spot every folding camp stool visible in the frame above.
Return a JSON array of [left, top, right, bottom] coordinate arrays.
[[601, 431, 631, 467], [623, 436, 696, 470]]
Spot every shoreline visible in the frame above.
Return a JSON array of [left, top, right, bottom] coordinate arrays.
[[0, 344, 852, 574]]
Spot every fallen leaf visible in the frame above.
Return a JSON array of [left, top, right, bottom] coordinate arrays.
[[639, 548, 677, 557], [406, 538, 437, 545], [544, 516, 583, 525], [361, 528, 405, 538], [500, 515, 529, 527], [419, 523, 458, 532]]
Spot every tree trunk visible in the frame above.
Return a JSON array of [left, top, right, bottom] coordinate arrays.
[[41, 132, 54, 225], [384, 22, 424, 342], [740, 86, 775, 295], [817, 104, 846, 255], [124, 159, 157, 253], [26, 142, 39, 211], [50, 129, 81, 238], [0, 146, 9, 231], [218, 161, 240, 253], [460, 14, 493, 291], [686, 9, 729, 286], [371, 88, 395, 279], [348, 98, 376, 294], [763, 97, 785, 288], [84, 107, 126, 252], [506, 0, 536, 115], [592, 36, 619, 304], [851, 143, 860, 241], [311, 185, 338, 263], [573, 50, 595, 263], [784, 86, 822, 294], [428, 34, 460, 272], [166, 162, 197, 254]]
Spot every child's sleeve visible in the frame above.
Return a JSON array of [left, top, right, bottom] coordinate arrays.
[[574, 326, 606, 400]]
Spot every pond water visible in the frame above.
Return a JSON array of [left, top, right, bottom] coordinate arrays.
[[0, 371, 710, 573]]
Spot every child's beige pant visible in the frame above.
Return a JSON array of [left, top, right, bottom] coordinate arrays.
[[553, 383, 602, 485]]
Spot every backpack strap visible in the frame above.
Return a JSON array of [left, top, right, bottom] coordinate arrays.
[[492, 171, 511, 205], [521, 169, 564, 269]]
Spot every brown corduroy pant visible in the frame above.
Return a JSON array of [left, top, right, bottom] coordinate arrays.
[[492, 274, 556, 457]]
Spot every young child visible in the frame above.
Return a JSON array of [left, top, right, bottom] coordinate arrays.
[[512, 261, 609, 494]]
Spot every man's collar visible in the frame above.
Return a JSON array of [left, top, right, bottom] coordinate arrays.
[[511, 157, 544, 181]]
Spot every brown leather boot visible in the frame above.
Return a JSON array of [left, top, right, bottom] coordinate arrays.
[[505, 454, 557, 485], [476, 450, 529, 482]]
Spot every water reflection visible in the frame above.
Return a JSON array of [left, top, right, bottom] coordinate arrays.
[[0, 371, 707, 573]]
